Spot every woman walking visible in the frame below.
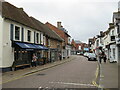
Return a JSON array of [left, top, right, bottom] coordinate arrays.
[[31, 54, 37, 67]]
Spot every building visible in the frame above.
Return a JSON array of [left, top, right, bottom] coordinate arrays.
[[45, 22, 71, 59], [71, 39, 77, 55], [0, 1, 63, 71], [88, 11, 120, 63], [75, 40, 88, 54]]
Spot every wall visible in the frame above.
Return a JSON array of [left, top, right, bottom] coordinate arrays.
[[2, 19, 14, 67], [1, 19, 44, 68], [110, 44, 117, 62], [0, 15, 3, 67], [49, 39, 62, 49]]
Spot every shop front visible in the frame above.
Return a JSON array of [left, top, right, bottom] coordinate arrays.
[[50, 48, 59, 62], [12, 42, 48, 70]]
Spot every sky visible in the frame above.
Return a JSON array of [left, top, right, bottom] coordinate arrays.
[[5, 0, 119, 43]]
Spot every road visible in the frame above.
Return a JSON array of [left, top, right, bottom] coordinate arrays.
[[2, 55, 98, 89]]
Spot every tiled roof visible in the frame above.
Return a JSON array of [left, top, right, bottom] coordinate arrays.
[[2, 2, 34, 29], [74, 40, 82, 44], [30, 17, 63, 41], [1, 2, 63, 41], [45, 22, 65, 40]]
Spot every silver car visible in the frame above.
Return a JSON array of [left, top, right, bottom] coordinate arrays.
[[88, 53, 97, 61]]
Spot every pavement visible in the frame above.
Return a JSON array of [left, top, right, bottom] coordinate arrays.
[[98, 60, 119, 89], [1, 55, 76, 85]]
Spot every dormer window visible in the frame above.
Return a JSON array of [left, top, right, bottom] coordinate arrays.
[[15, 26, 20, 40]]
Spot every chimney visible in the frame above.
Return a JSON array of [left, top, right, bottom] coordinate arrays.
[[19, 7, 24, 11], [100, 31, 103, 36], [109, 23, 114, 28], [57, 22, 62, 29]]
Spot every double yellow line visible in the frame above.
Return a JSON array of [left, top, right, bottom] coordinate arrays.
[[92, 63, 102, 88], [92, 63, 110, 90]]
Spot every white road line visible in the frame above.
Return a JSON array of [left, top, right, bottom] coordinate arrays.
[[49, 82, 95, 87]]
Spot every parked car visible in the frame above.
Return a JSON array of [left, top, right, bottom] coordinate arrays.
[[88, 53, 97, 61], [77, 52, 83, 55], [77, 52, 80, 55], [84, 52, 89, 58], [80, 52, 84, 55]]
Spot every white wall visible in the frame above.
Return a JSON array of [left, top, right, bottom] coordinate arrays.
[[110, 44, 117, 62], [1, 19, 44, 68], [24, 26, 34, 43], [2, 19, 14, 67], [0, 16, 3, 67]]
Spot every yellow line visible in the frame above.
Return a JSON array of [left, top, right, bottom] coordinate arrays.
[[92, 62, 102, 88]]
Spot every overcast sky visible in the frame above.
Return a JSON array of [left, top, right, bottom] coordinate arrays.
[[6, 0, 119, 43]]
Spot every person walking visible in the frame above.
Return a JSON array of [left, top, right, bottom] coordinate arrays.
[[98, 51, 102, 64], [59, 53, 62, 61], [31, 54, 37, 67], [103, 53, 107, 63]]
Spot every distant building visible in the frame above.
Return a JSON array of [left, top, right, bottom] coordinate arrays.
[[118, 1, 120, 11], [74, 40, 88, 54], [46, 22, 71, 59]]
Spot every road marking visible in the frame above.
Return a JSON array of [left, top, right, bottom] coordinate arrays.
[[92, 62, 103, 88], [50, 82, 95, 87]]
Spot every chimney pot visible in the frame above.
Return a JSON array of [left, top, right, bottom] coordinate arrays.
[[57, 22, 62, 29]]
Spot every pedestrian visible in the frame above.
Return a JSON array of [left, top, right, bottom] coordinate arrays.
[[103, 53, 107, 63], [31, 54, 37, 67], [98, 51, 102, 64], [59, 53, 62, 60]]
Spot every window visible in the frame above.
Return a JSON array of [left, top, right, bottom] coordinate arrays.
[[15, 26, 20, 40], [48, 39, 50, 46], [41, 33, 43, 44], [43, 36, 46, 45], [27, 30, 31, 42], [40, 33, 41, 44], [111, 36, 115, 41], [36, 33, 39, 43], [113, 48, 115, 59], [112, 30, 114, 36], [96, 40, 99, 47]]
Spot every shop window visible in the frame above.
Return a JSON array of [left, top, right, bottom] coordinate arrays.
[[27, 30, 31, 42], [15, 26, 20, 40]]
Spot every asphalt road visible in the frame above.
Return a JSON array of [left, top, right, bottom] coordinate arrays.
[[2, 55, 98, 89]]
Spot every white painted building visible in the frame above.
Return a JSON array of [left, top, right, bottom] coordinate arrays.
[[0, 2, 63, 71], [109, 25, 117, 62]]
